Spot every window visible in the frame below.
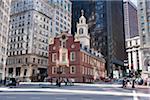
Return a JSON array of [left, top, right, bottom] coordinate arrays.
[[62, 41, 66, 48], [62, 53, 66, 62], [52, 53, 57, 62], [70, 52, 76, 61], [38, 59, 40, 64], [8, 68, 13, 75], [79, 28, 83, 34], [32, 69, 35, 75], [82, 66, 84, 74], [33, 58, 35, 63], [52, 67, 57, 74], [16, 67, 21, 76], [24, 69, 27, 76], [143, 35, 146, 44], [70, 66, 76, 74]]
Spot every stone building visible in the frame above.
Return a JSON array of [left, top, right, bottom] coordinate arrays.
[[0, 0, 11, 81], [6, 0, 54, 81], [137, 0, 150, 79], [126, 36, 142, 72]]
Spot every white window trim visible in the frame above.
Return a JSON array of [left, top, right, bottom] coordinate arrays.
[[70, 66, 76, 74], [70, 52, 75, 61], [52, 53, 57, 62], [52, 66, 57, 74]]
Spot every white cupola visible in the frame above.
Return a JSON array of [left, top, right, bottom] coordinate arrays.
[[75, 10, 90, 48]]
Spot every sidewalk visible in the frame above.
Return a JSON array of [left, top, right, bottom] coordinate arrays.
[[124, 84, 150, 89], [0, 83, 149, 92]]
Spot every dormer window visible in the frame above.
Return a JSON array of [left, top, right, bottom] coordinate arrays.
[[81, 20, 83, 23], [79, 28, 83, 34]]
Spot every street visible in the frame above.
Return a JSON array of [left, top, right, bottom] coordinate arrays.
[[0, 83, 150, 100]]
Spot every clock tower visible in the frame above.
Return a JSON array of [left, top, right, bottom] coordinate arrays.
[[75, 10, 90, 48]]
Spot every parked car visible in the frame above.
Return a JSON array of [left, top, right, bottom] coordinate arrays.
[[6, 78, 16, 86], [135, 78, 143, 85], [104, 77, 111, 82]]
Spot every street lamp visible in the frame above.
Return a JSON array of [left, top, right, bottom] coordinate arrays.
[[57, 66, 62, 87]]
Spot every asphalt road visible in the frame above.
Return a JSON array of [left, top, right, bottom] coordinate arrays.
[[0, 84, 149, 100], [0, 92, 134, 100]]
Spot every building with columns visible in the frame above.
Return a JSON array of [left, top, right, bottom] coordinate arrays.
[[0, 0, 11, 81], [126, 36, 142, 72], [137, 0, 150, 79], [48, 11, 105, 83], [6, 0, 54, 81]]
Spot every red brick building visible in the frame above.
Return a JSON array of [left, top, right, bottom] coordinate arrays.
[[48, 11, 106, 82]]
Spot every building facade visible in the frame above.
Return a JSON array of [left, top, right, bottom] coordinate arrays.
[[71, 0, 126, 78], [47, 0, 72, 36], [124, 0, 138, 39], [0, 0, 11, 81], [48, 12, 105, 82], [126, 36, 142, 72], [6, 0, 54, 81], [137, 0, 150, 78]]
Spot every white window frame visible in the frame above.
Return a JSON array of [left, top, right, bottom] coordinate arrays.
[[52, 66, 57, 74], [70, 66, 76, 74], [70, 52, 75, 61], [52, 53, 57, 62]]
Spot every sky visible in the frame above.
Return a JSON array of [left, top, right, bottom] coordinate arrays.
[[124, 0, 137, 6], [130, 0, 137, 6]]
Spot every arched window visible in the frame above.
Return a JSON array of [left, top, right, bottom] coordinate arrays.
[[79, 28, 83, 34]]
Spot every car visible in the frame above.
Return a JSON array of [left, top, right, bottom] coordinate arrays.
[[6, 78, 16, 86], [104, 77, 111, 82], [135, 78, 143, 85]]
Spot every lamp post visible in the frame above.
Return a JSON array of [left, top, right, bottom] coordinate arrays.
[[57, 65, 62, 87]]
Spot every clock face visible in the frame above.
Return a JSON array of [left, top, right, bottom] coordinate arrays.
[[62, 35, 66, 40]]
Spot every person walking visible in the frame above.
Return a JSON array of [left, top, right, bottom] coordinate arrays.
[[122, 77, 127, 88], [132, 78, 135, 88]]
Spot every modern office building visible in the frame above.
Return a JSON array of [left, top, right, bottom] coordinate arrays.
[[0, 0, 11, 81], [137, 0, 150, 78], [72, 0, 126, 78], [6, 0, 54, 81], [48, 13, 105, 82], [126, 36, 142, 72], [124, 0, 138, 39], [47, 0, 72, 36]]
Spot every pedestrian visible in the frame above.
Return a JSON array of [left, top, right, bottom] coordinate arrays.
[[56, 79, 59, 86], [132, 78, 135, 88], [122, 78, 127, 88], [64, 78, 67, 86]]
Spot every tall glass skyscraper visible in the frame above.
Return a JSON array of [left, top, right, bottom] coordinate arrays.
[[72, 0, 126, 78]]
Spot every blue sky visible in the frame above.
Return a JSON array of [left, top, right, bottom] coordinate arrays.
[[124, 0, 137, 6], [130, 0, 137, 6]]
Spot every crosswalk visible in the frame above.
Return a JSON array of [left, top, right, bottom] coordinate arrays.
[[0, 83, 150, 100]]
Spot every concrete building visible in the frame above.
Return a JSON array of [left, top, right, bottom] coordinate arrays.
[[124, 0, 138, 39], [137, 0, 150, 78], [48, 12, 105, 82], [126, 36, 142, 72], [6, 0, 54, 81], [47, 0, 72, 36], [71, 0, 126, 78], [0, 0, 11, 81]]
